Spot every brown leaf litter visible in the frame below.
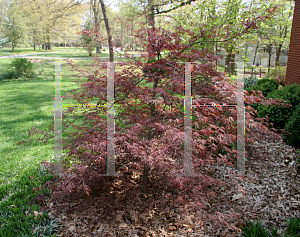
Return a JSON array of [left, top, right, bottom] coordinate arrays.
[[36, 136, 299, 236]]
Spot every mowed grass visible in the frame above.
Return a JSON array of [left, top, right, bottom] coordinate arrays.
[[0, 47, 143, 58], [0, 46, 69, 56], [0, 47, 86, 56], [0, 54, 96, 235], [0, 55, 105, 186]]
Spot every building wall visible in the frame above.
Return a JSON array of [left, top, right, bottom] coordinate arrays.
[[286, 0, 300, 85]]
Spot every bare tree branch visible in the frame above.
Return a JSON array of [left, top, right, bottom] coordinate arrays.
[[154, 0, 196, 15]]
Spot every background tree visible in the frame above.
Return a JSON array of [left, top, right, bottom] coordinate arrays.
[[160, 0, 280, 75], [115, 0, 145, 50], [0, 0, 9, 47], [0, 1, 9, 48], [78, 20, 104, 56], [274, 1, 294, 66], [258, 0, 294, 67], [99, 0, 114, 62], [90, 0, 103, 53], [16, 0, 86, 50], [3, 1, 26, 52], [50, 2, 85, 49]]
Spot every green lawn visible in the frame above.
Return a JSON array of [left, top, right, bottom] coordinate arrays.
[[0, 56, 94, 236], [24, 51, 109, 58], [0, 46, 69, 56], [0, 47, 143, 57]]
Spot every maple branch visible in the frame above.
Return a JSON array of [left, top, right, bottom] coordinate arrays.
[[178, 27, 252, 55], [154, 0, 196, 15], [20, 113, 88, 145], [165, 63, 184, 77], [49, 0, 85, 24], [114, 76, 146, 104], [177, 9, 276, 56], [59, 0, 85, 14]]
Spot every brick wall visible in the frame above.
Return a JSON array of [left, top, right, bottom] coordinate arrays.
[[286, 0, 300, 85]]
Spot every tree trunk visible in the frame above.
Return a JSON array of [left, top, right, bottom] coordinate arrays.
[[147, 0, 155, 61], [253, 40, 260, 65], [276, 43, 283, 66], [92, 0, 102, 54], [43, 30, 47, 50], [141, 165, 150, 192], [244, 44, 248, 74], [215, 42, 218, 70], [225, 52, 230, 74], [268, 44, 272, 74], [148, 0, 155, 26], [46, 30, 51, 50], [275, 9, 291, 67], [96, 46, 101, 54], [230, 53, 235, 75], [99, 0, 113, 62], [141, 71, 159, 192], [121, 24, 124, 51], [225, 46, 235, 76], [131, 19, 134, 51], [33, 35, 36, 50]]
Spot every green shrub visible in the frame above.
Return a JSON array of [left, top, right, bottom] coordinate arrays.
[[11, 57, 34, 78], [267, 84, 300, 107], [249, 84, 300, 130], [265, 66, 286, 86], [244, 76, 259, 88], [251, 103, 291, 129], [283, 103, 300, 149], [246, 78, 279, 97], [0, 70, 15, 81], [1, 58, 34, 80]]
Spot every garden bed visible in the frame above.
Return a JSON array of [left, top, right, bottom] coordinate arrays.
[[37, 136, 300, 236]]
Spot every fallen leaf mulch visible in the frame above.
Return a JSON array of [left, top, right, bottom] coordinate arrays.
[[36, 135, 300, 236]]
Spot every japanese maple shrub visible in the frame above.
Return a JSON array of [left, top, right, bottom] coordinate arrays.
[[28, 25, 289, 230]]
